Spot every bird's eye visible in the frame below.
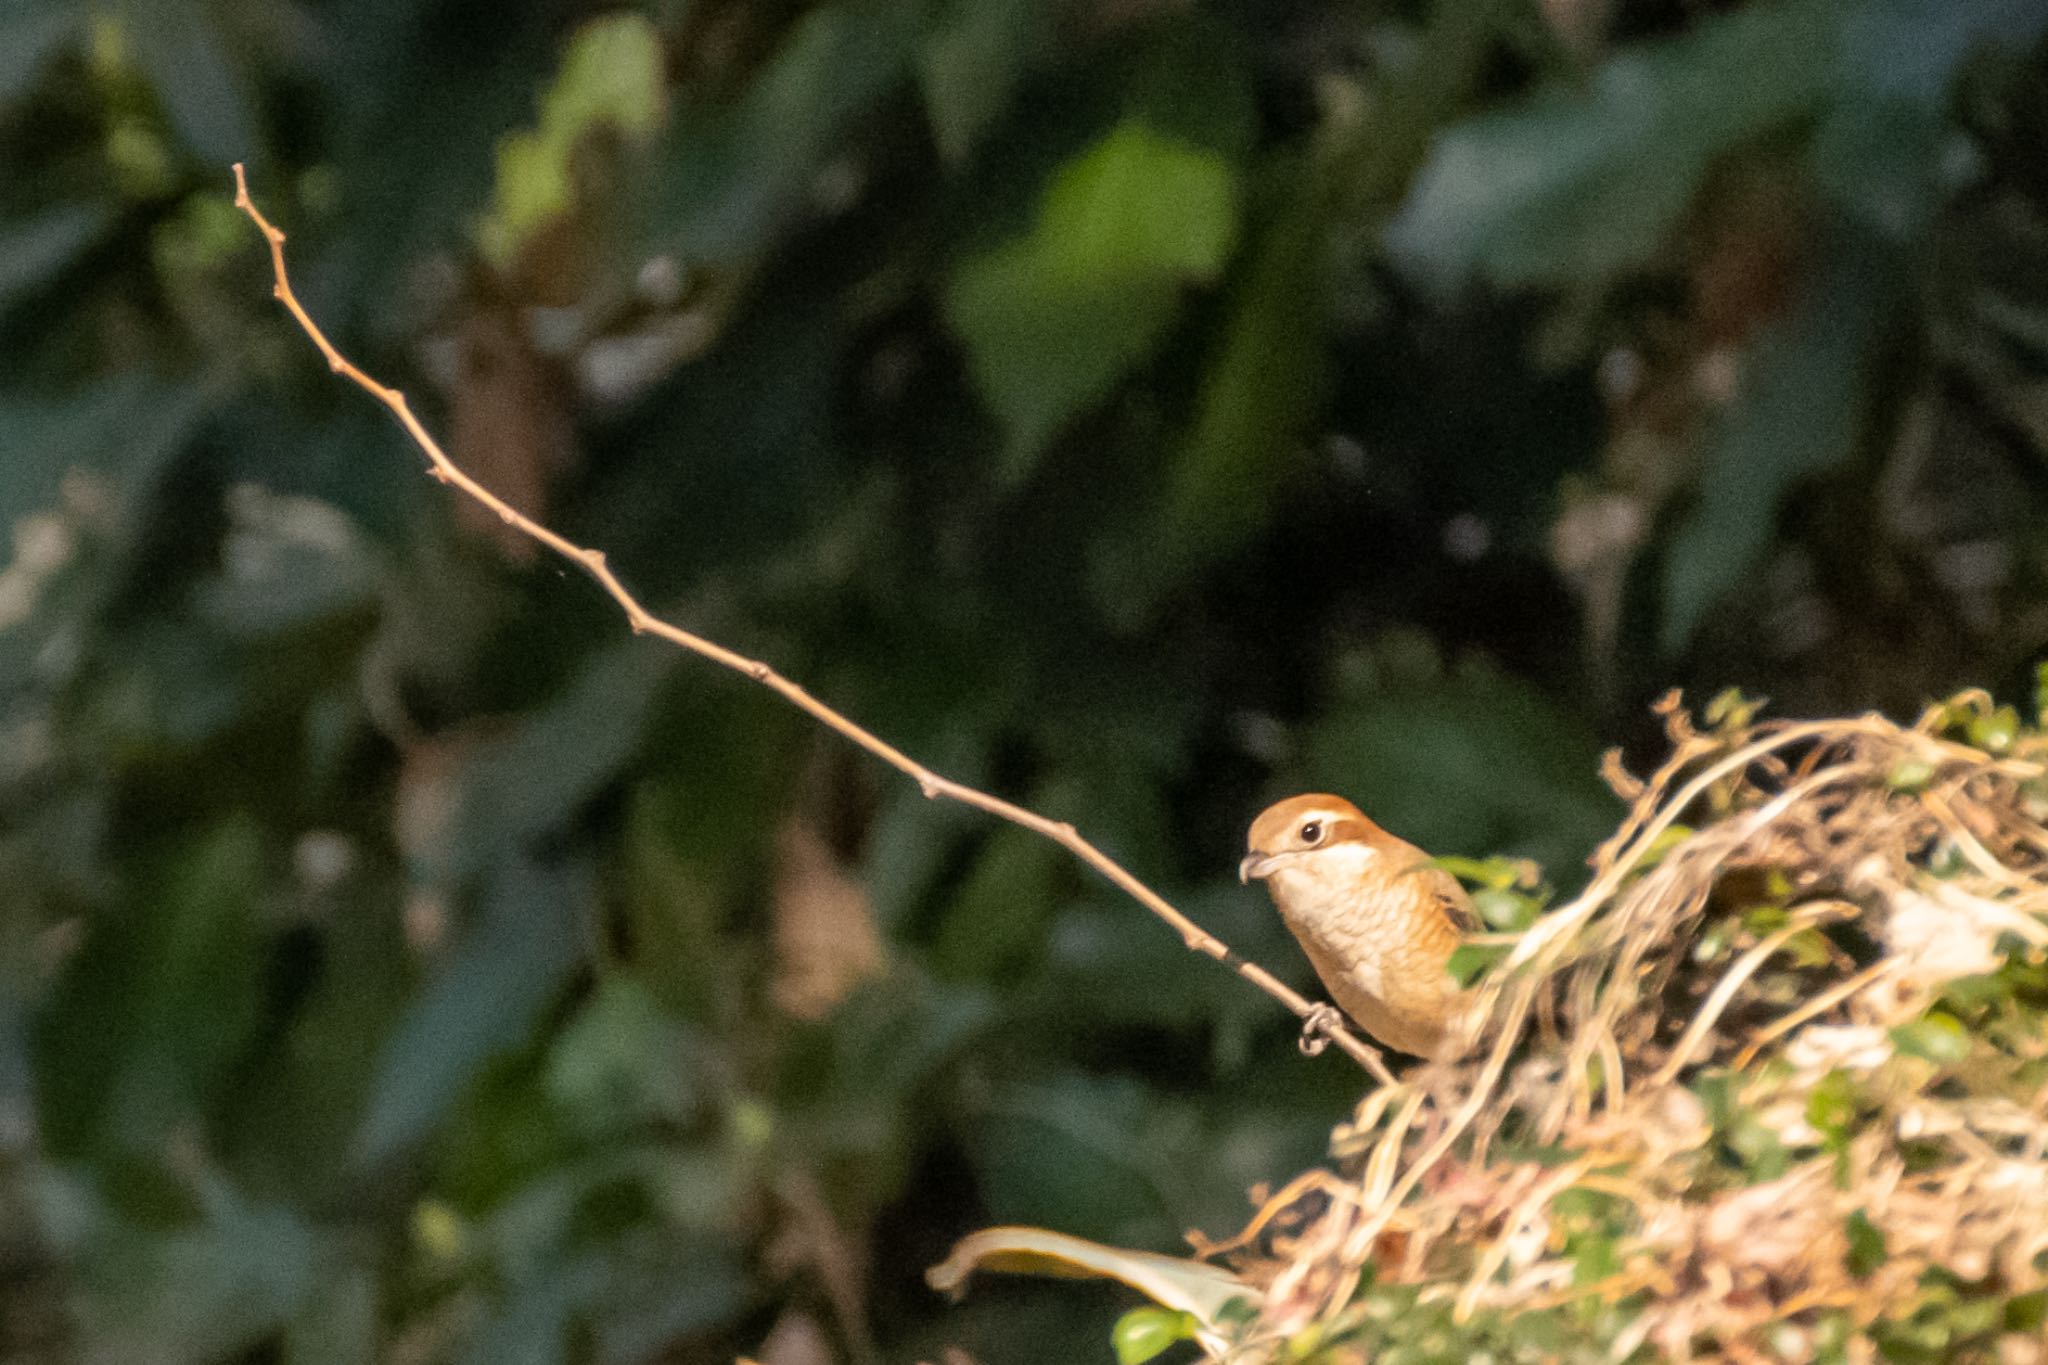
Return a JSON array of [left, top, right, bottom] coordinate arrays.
[[1298, 820, 1323, 846]]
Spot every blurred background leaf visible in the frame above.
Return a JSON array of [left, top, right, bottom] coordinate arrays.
[[3, 0, 2047, 1360]]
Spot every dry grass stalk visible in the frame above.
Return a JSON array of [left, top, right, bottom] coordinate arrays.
[[1259, 693, 2048, 1356]]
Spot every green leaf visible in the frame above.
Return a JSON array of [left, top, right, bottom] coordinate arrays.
[[1889, 1012, 1971, 1065], [0, 203, 115, 325], [797, 971, 993, 1118], [1447, 941, 1510, 987], [1724, 1107, 1790, 1182], [918, 0, 1051, 163], [1307, 639, 1619, 879], [1471, 886, 1537, 931], [1805, 1068, 1858, 1145], [1114, 153, 1331, 617], [116, 0, 261, 166], [1042, 885, 1283, 1034], [1887, 758, 1937, 792], [193, 486, 379, 638], [969, 1075, 1183, 1246], [354, 857, 587, 1165], [0, 375, 217, 699], [1809, 0, 2048, 238], [933, 824, 1068, 981], [544, 976, 698, 1135], [34, 819, 266, 1156], [283, 1264, 379, 1365], [1044, 123, 1237, 278], [0, 0, 76, 101], [1433, 855, 1526, 890], [479, 13, 664, 265], [1703, 687, 1764, 729], [1113, 1307, 1200, 1364], [540, 13, 662, 140], [1967, 704, 2020, 754], [31, 1167, 317, 1361], [453, 1253, 605, 1365], [2008, 1289, 2048, 1335], [1845, 1208, 1888, 1278], [1387, 0, 1837, 292], [439, 641, 673, 883], [1660, 231, 1890, 652], [1636, 823, 1697, 871], [648, 0, 918, 263], [946, 120, 1241, 478]]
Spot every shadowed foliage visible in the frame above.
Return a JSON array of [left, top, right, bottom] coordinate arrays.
[[1, 0, 2045, 1360]]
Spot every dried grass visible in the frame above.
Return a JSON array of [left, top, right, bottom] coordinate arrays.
[[1238, 691, 2048, 1359]]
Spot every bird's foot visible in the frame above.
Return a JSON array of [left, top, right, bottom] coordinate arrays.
[[1298, 1003, 1344, 1057]]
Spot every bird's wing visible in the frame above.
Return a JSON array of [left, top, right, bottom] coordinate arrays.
[[1421, 865, 1480, 935]]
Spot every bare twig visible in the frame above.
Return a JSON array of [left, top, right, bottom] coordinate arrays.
[[228, 166, 1398, 1087]]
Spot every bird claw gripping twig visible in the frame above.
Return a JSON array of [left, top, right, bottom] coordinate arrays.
[[1299, 1003, 1346, 1057]]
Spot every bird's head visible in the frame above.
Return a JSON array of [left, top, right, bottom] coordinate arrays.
[[1239, 793, 1406, 903]]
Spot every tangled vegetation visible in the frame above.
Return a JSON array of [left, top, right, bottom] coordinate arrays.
[[943, 688, 2048, 1360]]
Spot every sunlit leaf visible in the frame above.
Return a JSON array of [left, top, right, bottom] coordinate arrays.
[[946, 119, 1241, 478], [1102, 152, 1330, 623], [1845, 1208, 1888, 1277], [928, 1224, 1258, 1352], [1447, 940, 1511, 986], [479, 13, 665, 265], [1113, 1306, 1200, 1364], [1889, 1012, 1971, 1065]]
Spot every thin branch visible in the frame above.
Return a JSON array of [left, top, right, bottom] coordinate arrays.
[[229, 165, 1397, 1087]]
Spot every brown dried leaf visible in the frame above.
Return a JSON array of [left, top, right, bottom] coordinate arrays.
[[445, 306, 575, 561], [771, 815, 884, 1020]]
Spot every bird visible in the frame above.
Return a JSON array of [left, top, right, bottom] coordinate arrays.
[[1240, 794, 1476, 1061]]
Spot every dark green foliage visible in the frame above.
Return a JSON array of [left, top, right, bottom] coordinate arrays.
[[2, 0, 2046, 1360]]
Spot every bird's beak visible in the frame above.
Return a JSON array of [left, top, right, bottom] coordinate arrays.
[[1238, 852, 1273, 884]]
